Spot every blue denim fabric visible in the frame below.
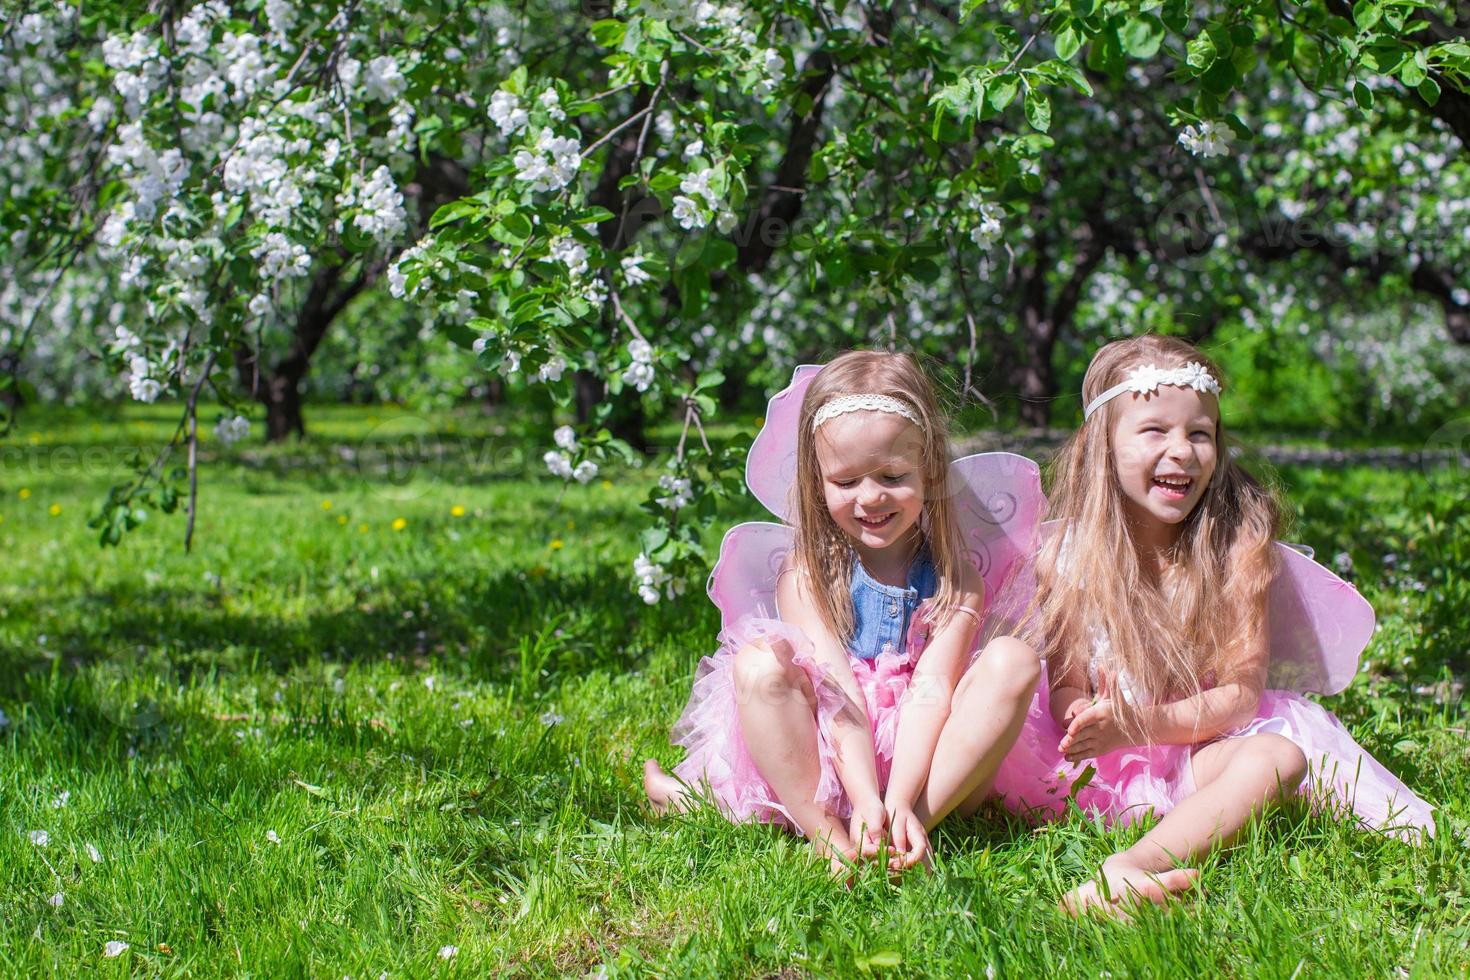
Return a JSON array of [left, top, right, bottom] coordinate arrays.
[[848, 546, 937, 660]]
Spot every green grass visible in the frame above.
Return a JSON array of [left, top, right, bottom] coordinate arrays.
[[1, 405, 1466, 976]]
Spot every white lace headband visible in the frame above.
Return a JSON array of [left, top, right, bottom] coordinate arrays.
[[812, 393, 921, 430], [1083, 362, 1221, 420]]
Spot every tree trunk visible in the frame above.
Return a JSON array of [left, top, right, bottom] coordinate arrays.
[[232, 157, 469, 441], [263, 372, 305, 440]]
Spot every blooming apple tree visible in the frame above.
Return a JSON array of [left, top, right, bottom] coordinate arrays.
[[3, 0, 1467, 600]]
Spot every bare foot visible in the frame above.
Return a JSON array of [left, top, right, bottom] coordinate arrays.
[[642, 759, 688, 816], [1059, 858, 1200, 919]]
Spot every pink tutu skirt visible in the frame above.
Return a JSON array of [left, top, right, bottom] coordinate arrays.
[[992, 681, 1436, 840], [669, 602, 940, 835]]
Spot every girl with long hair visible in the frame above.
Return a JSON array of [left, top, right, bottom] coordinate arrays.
[[997, 335, 1434, 916], [644, 350, 1042, 875]]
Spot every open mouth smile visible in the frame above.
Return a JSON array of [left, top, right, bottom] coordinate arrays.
[[856, 513, 895, 529], [1151, 475, 1194, 500]]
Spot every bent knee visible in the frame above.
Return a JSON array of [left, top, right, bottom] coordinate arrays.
[[1245, 733, 1309, 790], [731, 640, 799, 696], [964, 636, 1041, 699]]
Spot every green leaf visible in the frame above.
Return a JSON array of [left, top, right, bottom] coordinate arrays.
[[1048, 60, 1094, 95], [1352, 0, 1381, 31], [988, 74, 1020, 112], [1186, 32, 1217, 71], [1023, 89, 1051, 131], [1120, 14, 1165, 58], [1398, 56, 1425, 88], [859, 950, 903, 969], [1417, 76, 1441, 106], [1055, 24, 1082, 61], [1353, 80, 1374, 110], [490, 212, 532, 246], [429, 199, 482, 229], [696, 370, 725, 390]]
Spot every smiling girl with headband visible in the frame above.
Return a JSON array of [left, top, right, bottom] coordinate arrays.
[[644, 350, 1047, 876], [992, 334, 1435, 917]]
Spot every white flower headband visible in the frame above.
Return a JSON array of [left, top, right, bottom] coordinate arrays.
[[1083, 361, 1221, 420], [812, 393, 921, 430]]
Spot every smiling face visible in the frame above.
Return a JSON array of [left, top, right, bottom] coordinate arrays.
[[814, 410, 926, 568], [1109, 383, 1220, 541]]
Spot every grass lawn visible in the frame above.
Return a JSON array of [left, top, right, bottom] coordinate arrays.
[[1, 403, 1466, 976]]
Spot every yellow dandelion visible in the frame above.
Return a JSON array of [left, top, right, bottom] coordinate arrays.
[[450, 505, 465, 517], [754, 416, 765, 429], [392, 517, 407, 531], [550, 539, 563, 550], [18, 488, 30, 499], [337, 514, 348, 525], [358, 523, 370, 533], [321, 499, 333, 510], [600, 480, 613, 490], [49, 504, 61, 516], [28, 433, 40, 445]]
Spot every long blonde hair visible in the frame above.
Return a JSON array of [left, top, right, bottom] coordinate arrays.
[[1018, 336, 1281, 734], [791, 351, 968, 644]]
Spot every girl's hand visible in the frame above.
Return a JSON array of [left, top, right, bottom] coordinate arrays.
[[1059, 698, 1132, 762], [883, 804, 932, 874], [1061, 696, 1092, 727], [847, 797, 889, 862]]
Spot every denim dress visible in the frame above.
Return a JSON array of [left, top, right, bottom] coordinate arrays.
[[847, 547, 939, 659]]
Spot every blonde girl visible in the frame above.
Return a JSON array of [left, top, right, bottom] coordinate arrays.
[[996, 335, 1434, 916], [645, 351, 1041, 874]]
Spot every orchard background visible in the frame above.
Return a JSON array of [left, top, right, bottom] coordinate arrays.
[[2, 0, 1468, 974]]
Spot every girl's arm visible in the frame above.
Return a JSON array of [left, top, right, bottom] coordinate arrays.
[[882, 564, 986, 812], [1135, 617, 1269, 744], [1063, 602, 1270, 760], [775, 561, 885, 828], [1047, 655, 1091, 730]]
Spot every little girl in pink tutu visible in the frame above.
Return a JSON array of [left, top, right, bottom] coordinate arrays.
[[644, 350, 1044, 875], [991, 335, 1435, 916]]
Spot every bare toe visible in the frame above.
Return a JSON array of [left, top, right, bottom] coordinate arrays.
[[642, 759, 675, 814]]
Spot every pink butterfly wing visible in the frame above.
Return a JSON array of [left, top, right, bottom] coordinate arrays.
[[1267, 542, 1374, 695], [706, 521, 796, 628], [947, 453, 1047, 605], [746, 364, 823, 522]]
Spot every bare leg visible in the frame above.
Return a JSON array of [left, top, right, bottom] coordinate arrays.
[[1061, 732, 1308, 918], [646, 640, 855, 871], [913, 637, 1041, 829]]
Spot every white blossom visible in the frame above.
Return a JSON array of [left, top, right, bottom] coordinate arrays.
[[549, 236, 589, 277], [1178, 120, 1230, 158], [27, 830, 49, 847], [103, 941, 129, 958], [572, 460, 598, 484], [338, 166, 407, 242], [489, 90, 528, 135], [266, 829, 281, 844], [47, 892, 64, 909], [539, 88, 565, 121], [364, 55, 407, 102], [538, 355, 566, 383], [553, 425, 578, 451], [214, 415, 251, 446], [656, 474, 693, 510], [544, 451, 573, 480], [514, 128, 581, 192], [682, 139, 703, 160], [539, 710, 564, 727], [621, 254, 652, 286], [86, 843, 102, 863]]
